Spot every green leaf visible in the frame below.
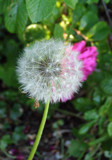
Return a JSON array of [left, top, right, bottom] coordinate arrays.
[[53, 24, 64, 39], [79, 121, 96, 135], [100, 77, 112, 95], [52, 120, 64, 129], [84, 153, 93, 160], [72, 4, 86, 25], [0, 40, 18, 87], [84, 109, 99, 120], [0, 0, 11, 14], [26, 0, 56, 23], [107, 122, 112, 137], [5, 0, 28, 33], [10, 104, 23, 120], [68, 139, 87, 157], [104, 0, 110, 3], [72, 128, 81, 138], [86, 0, 99, 4], [0, 66, 17, 87], [16, 0, 28, 34], [64, 0, 78, 9], [73, 98, 93, 112], [86, 21, 110, 41], [0, 135, 13, 150], [89, 135, 108, 146], [99, 97, 111, 116], [12, 126, 26, 144], [79, 11, 98, 31], [0, 102, 7, 118], [5, 1, 18, 33], [0, 141, 7, 150], [0, 0, 4, 14], [3, 90, 18, 101], [93, 89, 101, 105], [3, 123, 11, 130], [98, 117, 105, 134]]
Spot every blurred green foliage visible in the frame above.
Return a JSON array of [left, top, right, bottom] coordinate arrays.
[[0, 0, 112, 159]]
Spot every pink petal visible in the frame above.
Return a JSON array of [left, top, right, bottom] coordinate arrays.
[[72, 40, 86, 52]]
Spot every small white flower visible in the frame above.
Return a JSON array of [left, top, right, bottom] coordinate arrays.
[[17, 39, 83, 103]]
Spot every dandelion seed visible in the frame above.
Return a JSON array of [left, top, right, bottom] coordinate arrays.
[[17, 39, 84, 103]]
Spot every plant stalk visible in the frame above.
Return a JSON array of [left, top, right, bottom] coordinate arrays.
[[28, 99, 50, 160]]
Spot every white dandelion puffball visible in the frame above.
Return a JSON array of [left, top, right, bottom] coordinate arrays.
[[17, 39, 84, 103]]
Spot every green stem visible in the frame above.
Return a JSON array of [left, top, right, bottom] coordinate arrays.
[[28, 99, 50, 160], [54, 108, 83, 119], [2, 150, 16, 159]]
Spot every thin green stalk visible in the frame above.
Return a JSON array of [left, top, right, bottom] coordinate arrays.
[[28, 99, 50, 160], [54, 108, 83, 119], [2, 150, 16, 159]]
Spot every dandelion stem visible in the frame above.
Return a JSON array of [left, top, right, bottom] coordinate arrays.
[[28, 99, 50, 160]]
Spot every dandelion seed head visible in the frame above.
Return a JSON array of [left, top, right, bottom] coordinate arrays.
[[17, 39, 84, 103]]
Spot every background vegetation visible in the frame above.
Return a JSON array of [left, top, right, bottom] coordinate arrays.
[[0, 0, 112, 159]]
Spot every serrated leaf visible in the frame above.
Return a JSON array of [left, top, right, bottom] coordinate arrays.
[[86, 21, 110, 41], [64, 0, 78, 9], [5, 0, 28, 33], [68, 139, 87, 157], [5, 1, 18, 33], [26, 0, 56, 23], [16, 0, 28, 33]]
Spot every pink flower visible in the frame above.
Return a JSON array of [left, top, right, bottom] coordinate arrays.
[[29, 140, 34, 146], [9, 148, 19, 155], [24, 126, 30, 134], [62, 40, 98, 102], [61, 94, 74, 102], [16, 154, 24, 160], [72, 40, 98, 81]]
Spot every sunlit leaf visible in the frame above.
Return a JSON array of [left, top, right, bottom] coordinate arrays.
[[26, 0, 56, 23]]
